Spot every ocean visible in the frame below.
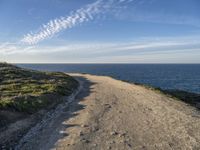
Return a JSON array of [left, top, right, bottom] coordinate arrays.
[[17, 64, 200, 94]]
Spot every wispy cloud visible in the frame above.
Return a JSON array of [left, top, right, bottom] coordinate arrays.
[[2, 36, 200, 63], [21, 0, 103, 44], [0, 42, 34, 54], [20, 0, 200, 46], [21, 0, 136, 45], [1, 0, 200, 63], [2, 36, 199, 54]]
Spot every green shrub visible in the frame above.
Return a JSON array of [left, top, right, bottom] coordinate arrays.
[[0, 63, 79, 113]]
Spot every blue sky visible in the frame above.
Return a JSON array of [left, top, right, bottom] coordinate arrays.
[[0, 0, 200, 63]]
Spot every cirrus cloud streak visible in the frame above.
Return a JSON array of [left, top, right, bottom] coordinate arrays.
[[21, 0, 134, 45]]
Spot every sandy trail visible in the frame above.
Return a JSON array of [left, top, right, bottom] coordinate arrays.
[[17, 74, 200, 150]]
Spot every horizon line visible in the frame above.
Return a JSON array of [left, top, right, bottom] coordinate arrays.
[[12, 62, 200, 65]]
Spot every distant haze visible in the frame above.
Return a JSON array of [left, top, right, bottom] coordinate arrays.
[[0, 0, 200, 63]]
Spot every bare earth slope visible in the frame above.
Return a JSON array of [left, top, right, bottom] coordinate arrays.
[[17, 74, 200, 150]]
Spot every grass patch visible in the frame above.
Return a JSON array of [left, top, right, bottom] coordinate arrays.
[[134, 82, 200, 109], [0, 63, 79, 113], [121, 79, 200, 109], [162, 90, 200, 108], [139, 84, 200, 109]]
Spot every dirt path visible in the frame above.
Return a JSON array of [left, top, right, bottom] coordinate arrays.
[[17, 74, 200, 150]]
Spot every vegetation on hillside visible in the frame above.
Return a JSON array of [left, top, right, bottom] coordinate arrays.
[[141, 84, 200, 109], [163, 90, 200, 109], [123, 80, 200, 110], [0, 63, 79, 113]]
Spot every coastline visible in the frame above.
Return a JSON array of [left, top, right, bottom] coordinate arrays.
[[1, 72, 200, 149], [17, 63, 200, 94], [119, 79, 200, 110], [0, 79, 81, 149], [69, 73, 200, 110], [0, 63, 79, 149], [17, 73, 200, 150], [15, 80, 83, 149]]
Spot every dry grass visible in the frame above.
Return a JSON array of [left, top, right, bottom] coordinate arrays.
[[0, 63, 79, 113]]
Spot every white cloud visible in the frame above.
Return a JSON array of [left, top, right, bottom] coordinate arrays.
[[20, 0, 200, 46], [2, 36, 199, 54], [21, 0, 106, 44], [20, 0, 138, 45], [0, 42, 34, 54], [1, 36, 200, 63]]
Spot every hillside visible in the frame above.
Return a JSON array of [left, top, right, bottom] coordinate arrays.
[[17, 74, 200, 150], [0, 63, 78, 137], [0, 63, 79, 149], [1, 65, 200, 149]]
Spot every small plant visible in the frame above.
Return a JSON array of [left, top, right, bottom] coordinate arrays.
[[0, 63, 79, 113]]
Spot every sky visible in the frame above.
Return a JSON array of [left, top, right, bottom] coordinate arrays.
[[0, 0, 200, 63]]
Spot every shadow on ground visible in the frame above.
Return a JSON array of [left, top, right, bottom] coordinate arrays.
[[42, 75, 96, 150]]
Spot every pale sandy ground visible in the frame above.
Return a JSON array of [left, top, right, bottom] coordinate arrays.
[[17, 74, 200, 150]]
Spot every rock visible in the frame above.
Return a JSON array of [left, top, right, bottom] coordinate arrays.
[[119, 139, 125, 143], [1, 145, 5, 149], [110, 131, 118, 136], [118, 132, 126, 137], [81, 124, 89, 128], [196, 103, 200, 109], [81, 138, 90, 143], [109, 141, 115, 144], [79, 131, 84, 136], [84, 139, 90, 143], [18, 134, 23, 138], [126, 142, 132, 148], [91, 126, 99, 132], [104, 104, 112, 109]]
